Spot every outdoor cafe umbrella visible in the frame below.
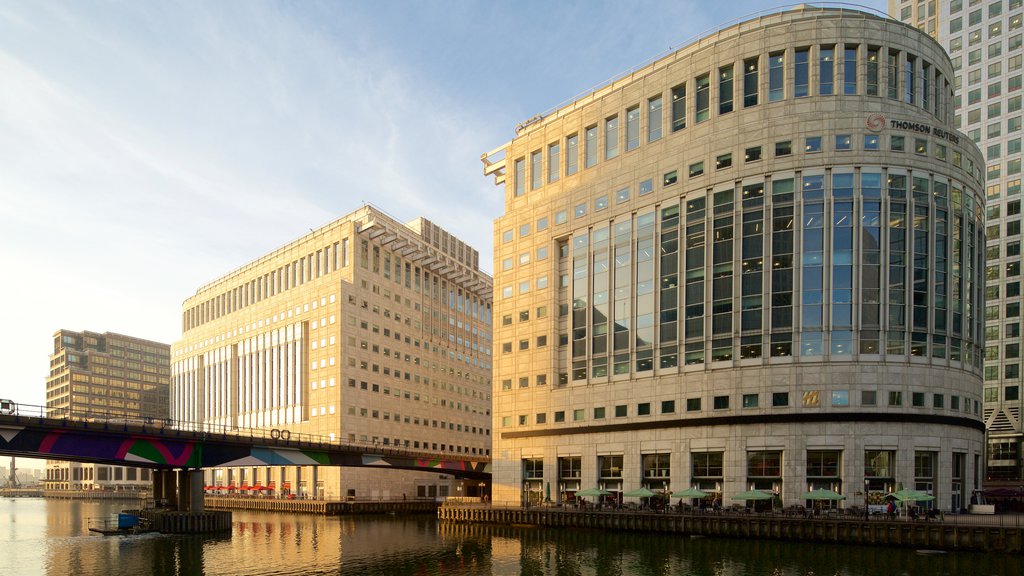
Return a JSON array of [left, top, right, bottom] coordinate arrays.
[[800, 488, 846, 501], [889, 489, 935, 502], [576, 487, 612, 498], [672, 487, 710, 499], [731, 489, 773, 501], [623, 487, 658, 498]]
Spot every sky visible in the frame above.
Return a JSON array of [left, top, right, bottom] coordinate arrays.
[[0, 0, 888, 417]]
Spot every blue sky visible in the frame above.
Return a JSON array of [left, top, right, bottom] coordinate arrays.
[[0, 0, 887, 409]]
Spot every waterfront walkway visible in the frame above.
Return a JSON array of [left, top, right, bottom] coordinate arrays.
[[438, 503, 1024, 553]]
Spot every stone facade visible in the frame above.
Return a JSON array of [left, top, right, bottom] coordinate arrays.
[[172, 205, 492, 500], [484, 7, 986, 510]]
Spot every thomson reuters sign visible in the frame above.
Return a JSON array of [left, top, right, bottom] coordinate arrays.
[[865, 113, 961, 145]]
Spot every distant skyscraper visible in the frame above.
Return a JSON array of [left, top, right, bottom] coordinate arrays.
[[172, 205, 493, 500], [892, 0, 1024, 484], [44, 329, 170, 491], [483, 6, 986, 509]]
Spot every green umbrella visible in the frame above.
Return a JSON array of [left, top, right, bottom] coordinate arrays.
[[731, 489, 773, 501], [576, 487, 611, 498], [672, 487, 710, 499], [623, 487, 658, 498], [889, 489, 935, 502], [800, 488, 846, 501]]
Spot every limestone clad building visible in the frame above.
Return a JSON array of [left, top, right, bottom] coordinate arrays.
[[44, 329, 170, 491], [892, 0, 1024, 490], [483, 7, 986, 510], [171, 205, 492, 500]]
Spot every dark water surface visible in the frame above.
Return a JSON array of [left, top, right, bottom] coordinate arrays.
[[2, 498, 1022, 576]]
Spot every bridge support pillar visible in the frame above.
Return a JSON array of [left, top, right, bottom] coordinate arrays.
[[177, 469, 204, 512], [153, 469, 178, 509]]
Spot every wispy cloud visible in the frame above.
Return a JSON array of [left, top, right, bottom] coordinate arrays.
[[0, 0, 887, 402]]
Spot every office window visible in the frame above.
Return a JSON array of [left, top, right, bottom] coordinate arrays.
[[605, 115, 619, 160], [794, 48, 809, 97], [844, 46, 857, 95], [648, 95, 663, 142], [530, 150, 542, 190], [820, 45, 834, 95], [514, 158, 525, 197], [671, 83, 686, 131], [626, 105, 640, 151], [696, 73, 711, 122], [548, 143, 560, 183], [584, 125, 598, 168], [769, 51, 784, 101], [566, 134, 579, 175], [744, 57, 759, 107], [719, 65, 734, 114]]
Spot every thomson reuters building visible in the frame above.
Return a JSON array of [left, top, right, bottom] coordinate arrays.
[[482, 6, 986, 510]]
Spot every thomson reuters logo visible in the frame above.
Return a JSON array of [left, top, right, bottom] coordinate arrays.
[[866, 113, 885, 132]]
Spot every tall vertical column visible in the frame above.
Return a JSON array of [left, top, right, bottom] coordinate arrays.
[[177, 469, 205, 512]]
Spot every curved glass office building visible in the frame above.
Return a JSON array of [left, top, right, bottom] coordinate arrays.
[[483, 6, 986, 510]]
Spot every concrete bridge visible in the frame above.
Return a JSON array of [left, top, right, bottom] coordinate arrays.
[[0, 403, 490, 517]]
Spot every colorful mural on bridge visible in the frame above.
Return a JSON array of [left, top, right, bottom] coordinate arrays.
[[0, 419, 490, 477], [2, 426, 201, 467]]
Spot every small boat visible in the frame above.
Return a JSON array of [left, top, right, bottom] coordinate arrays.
[[88, 513, 154, 536]]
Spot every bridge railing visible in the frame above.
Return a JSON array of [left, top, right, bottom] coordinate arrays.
[[2, 402, 490, 465]]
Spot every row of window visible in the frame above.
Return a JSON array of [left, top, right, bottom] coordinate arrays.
[[521, 449, 967, 497], [500, 132, 981, 256], [184, 239, 347, 331], [513, 42, 952, 197], [500, 389, 980, 427]]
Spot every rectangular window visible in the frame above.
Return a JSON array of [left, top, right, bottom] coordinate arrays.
[[626, 105, 640, 151], [530, 150, 542, 190], [769, 51, 784, 101], [744, 57, 759, 107], [548, 143, 560, 183], [820, 45, 834, 95], [772, 392, 789, 407], [584, 125, 598, 168], [648, 95, 663, 142], [867, 47, 879, 95], [671, 84, 686, 131], [844, 46, 857, 95], [605, 116, 619, 160], [696, 74, 710, 122], [514, 158, 525, 197], [794, 48, 809, 97], [566, 134, 579, 175], [719, 65, 734, 114]]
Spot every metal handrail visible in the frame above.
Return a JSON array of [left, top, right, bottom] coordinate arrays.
[[1, 402, 489, 464]]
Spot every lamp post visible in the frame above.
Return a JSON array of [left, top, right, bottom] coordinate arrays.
[[864, 478, 870, 521]]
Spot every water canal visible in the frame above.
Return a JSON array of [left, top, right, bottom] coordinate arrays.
[[2, 498, 1022, 575]]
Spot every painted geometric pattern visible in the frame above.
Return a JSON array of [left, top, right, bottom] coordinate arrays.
[[0, 420, 490, 477]]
